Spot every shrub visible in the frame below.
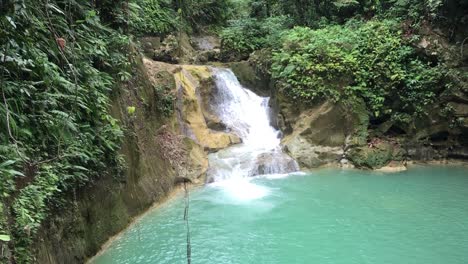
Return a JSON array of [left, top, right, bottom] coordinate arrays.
[[0, 0, 127, 261], [220, 15, 292, 60], [271, 19, 444, 122], [129, 0, 178, 36], [173, 0, 234, 31]]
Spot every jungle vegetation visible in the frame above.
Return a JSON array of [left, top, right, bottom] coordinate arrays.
[[1, 0, 467, 262]]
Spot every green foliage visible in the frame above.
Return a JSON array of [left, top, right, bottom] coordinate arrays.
[[0, 202, 9, 252], [230, 0, 253, 18], [1, 0, 127, 261], [154, 84, 175, 117], [0, 160, 24, 199], [129, 0, 178, 36], [272, 25, 356, 101], [127, 106, 137, 115], [222, 0, 467, 66], [128, 0, 237, 36], [272, 20, 444, 122], [220, 15, 292, 60], [174, 0, 234, 30], [350, 20, 442, 120], [378, 0, 444, 21], [232, 0, 454, 29]]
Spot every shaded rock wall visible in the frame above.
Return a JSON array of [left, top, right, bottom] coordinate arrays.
[[32, 53, 215, 263], [279, 99, 369, 168], [265, 20, 468, 170]]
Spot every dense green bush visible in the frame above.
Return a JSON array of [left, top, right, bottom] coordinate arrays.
[[129, 0, 235, 36], [129, 0, 178, 36], [231, 0, 454, 29], [272, 20, 443, 122], [220, 15, 292, 60], [0, 0, 128, 261], [124, 0, 246, 34], [174, 0, 234, 31]]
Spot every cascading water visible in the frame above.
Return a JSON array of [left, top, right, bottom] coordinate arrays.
[[207, 68, 298, 189]]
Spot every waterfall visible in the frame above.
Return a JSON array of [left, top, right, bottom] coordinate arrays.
[[207, 68, 298, 183]]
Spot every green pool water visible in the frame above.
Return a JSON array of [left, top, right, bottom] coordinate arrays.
[[91, 166, 468, 264]]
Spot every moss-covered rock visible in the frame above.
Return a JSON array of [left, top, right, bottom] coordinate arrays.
[[280, 99, 369, 168], [151, 33, 197, 64], [140, 36, 161, 58], [349, 141, 404, 169]]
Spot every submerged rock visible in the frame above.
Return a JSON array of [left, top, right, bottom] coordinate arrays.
[[375, 161, 407, 172]]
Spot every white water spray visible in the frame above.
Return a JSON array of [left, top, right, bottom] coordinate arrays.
[[207, 68, 298, 187]]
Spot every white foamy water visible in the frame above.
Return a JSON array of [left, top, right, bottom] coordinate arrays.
[[207, 68, 298, 193]]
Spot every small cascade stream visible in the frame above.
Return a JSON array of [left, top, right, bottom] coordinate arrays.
[[207, 68, 298, 186]]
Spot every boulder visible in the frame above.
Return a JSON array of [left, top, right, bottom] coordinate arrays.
[[192, 35, 220, 51], [282, 135, 343, 168], [196, 49, 221, 63], [279, 99, 369, 168], [349, 141, 404, 169], [140, 36, 161, 58], [151, 33, 197, 64], [250, 152, 299, 176], [450, 102, 468, 117], [375, 161, 407, 172]]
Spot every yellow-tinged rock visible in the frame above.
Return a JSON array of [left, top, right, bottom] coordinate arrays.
[[174, 66, 240, 151]]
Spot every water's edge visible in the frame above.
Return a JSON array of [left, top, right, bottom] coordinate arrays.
[[87, 162, 468, 262], [85, 184, 199, 263]]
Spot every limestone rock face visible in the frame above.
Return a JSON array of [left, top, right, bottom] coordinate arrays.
[[229, 60, 271, 97], [279, 99, 369, 168], [173, 65, 241, 152], [282, 135, 344, 168], [140, 36, 161, 58], [142, 59, 241, 152], [175, 137, 208, 183], [145, 33, 196, 64], [142, 34, 224, 64], [34, 54, 217, 264]]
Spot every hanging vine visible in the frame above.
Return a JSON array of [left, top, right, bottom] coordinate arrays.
[[0, 0, 129, 262]]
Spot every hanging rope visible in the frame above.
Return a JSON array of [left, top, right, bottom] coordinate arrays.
[[183, 181, 192, 264]]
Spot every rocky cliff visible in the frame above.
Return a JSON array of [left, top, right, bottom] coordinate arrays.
[[231, 30, 468, 170], [32, 48, 235, 263]]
